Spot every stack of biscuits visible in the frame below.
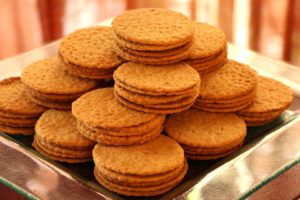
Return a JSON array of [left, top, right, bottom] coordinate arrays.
[[237, 76, 293, 126], [0, 77, 46, 135], [193, 60, 258, 112], [59, 26, 124, 80], [165, 109, 246, 160], [93, 135, 187, 196], [21, 56, 98, 110], [112, 8, 194, 65], [72, 88, 165, 146], [113, 62, 200, 114], [184, 23, 227, 74], [33, 110, 95, 163]]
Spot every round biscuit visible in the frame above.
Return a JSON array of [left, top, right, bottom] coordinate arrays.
[[0, 124, 34, 135], [96, 162, 185, 187], [77, 115, 165, 136], [119, 41, 191, 57], [72, 88, 157, 128], [28, 94, 71, 110], [114, 44, 190, 65], [77, 122, 162, 146], [165, 109, 246, 148], [21, 56, 98, 95], [199, 60, 257, 100], [114, 33, 190, 51], [93, 135, 184, 175], [115, 93, 195, 114], [0, 77, 46, 116], [188, 23, 227, 59], [94, 161, 187, 196], [35, 110, 95, 148], [33, 139, 92, 163], [34, 136, 92, 158], [59, 26, 124, 69], [112, 8, 194, 45], [113, 62, 200, 94], [237, 76, 293, 114], [114, 83, 195, 105]]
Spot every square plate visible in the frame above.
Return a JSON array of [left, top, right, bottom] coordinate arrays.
[[1, 20, 300, 200]]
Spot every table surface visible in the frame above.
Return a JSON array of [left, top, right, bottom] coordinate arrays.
[[0, 20, 300, 200]]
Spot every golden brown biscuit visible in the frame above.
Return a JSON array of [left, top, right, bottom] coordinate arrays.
[[33, 110, 95, 163], [21, 56, 98, 109], [194, 60, 257, 112], [0, 77, 46, 135], [112, 8, 194, 46], [237, 76, 293, 126], [114, 62, 200, 94], [72, 88, 159, 128], [93, 135, 184, 175], [165, 109, 246, 160], [59, 26, 124, 79]]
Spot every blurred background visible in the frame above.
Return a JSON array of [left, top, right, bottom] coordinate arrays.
[[0, 0, 299, 66]]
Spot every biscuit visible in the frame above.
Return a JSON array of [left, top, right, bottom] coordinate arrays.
[[112, 8, 194, 46], [115, 93, 194, 114], [61, 59, 115, 79], [0, 77, 46, 116], [77, 122, 161, 146], [0, 110, 38, 119], [28, 94, 71, 110], [182, 23, 227, 74], [0, 115, 37, 127], [0, 77, 46, 135], [165, 109, 246, 160], [237, 76, 293, 126], [26, 87, 80, 102], [193, 100, 253, 113], [92, 135, 187, 196], [119, 41, 192, 57], [35, 110, 95, 148], [185, 146, 240, 160], [72, 88, 158, 128], [21, 56, 98, 109], [196, 97, 253, 108], [0, 119, 35, 128], [114, 33, 190, 51], [21, 57, 98, 95], [198, 60, 257, 100], [77, 115, 165, 136], [114, 84, 195, 105], [114, 45, 190, 65], [59, 26, 124, 79], [194, 60, 257, 112], [33, 110, 95, 163], [0, 124, 34, 135], [186, 50, 227, 74], [33, 139, 92, 163], [188, 23, 227, 59], [93, 135, 184, 175], [96, 161, 185, 187], [115, 78, 198, 96], [199, 89, 256, 104], [35, 137, 92, 158], [94, 161, 187, 196], [114, 62, 200, 94], [73, 88, 164, 145], [191, 60, 226, 75], [115, 87, 198, 109]]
